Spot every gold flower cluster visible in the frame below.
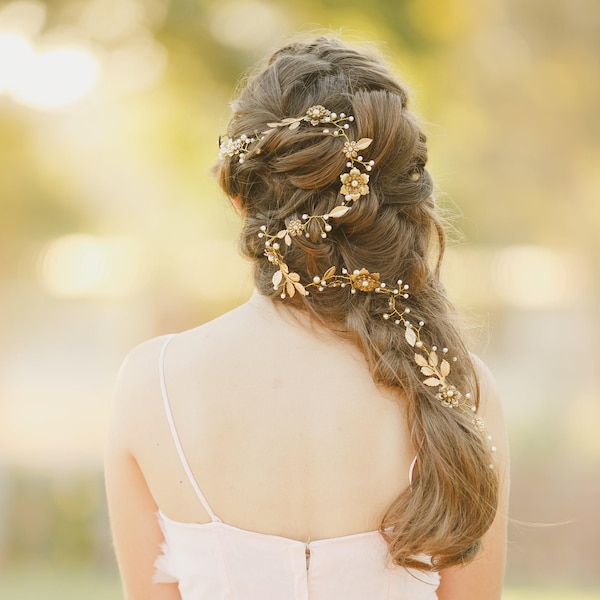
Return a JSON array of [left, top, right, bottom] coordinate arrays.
[[266, 105, 375, 205]]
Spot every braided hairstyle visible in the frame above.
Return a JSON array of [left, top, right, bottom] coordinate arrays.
[[215, 37, 498, 571]]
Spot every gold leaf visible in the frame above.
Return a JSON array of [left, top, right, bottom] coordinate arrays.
[[276, 230, 287, 238], [267, 122, 281, 128], [286, 281, 295, 297], [354, 138, 372, 150], [280, 262, 289, 274], [285, 234, 292, 246], [423, 377, 442, 387], [272, 270, 283, 287], [440, 359, 450, 377], [294, 282, 306, 295], [323, 266, 336, 279], [415, 353, 428, 367], [429, 350, 438, 367], [288, 272, 300, 282], [288, 120, 301, 130], [420, 366, 436, 377], [328, 205, 351, 218], [405, 327, 417, 347], [281, 117, 298, 124]]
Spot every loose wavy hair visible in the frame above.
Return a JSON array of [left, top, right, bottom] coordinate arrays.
[[215, 37, 498, 571]]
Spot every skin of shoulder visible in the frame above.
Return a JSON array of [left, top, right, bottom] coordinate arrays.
[[106, 327, 508, 600], [436, 354, 510, 600], [105, 334, 183, 600]]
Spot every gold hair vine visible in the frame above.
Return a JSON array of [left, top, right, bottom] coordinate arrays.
[[306, 267, 492, 444], [220, 105, 493, 457], [266, 105, 375, 205], [219, 105, 376, 205]]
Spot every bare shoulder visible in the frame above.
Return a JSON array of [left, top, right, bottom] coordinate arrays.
[[107, 335, 174, 455], [113, 335, 173, 410], [108, 305, 248, 452]]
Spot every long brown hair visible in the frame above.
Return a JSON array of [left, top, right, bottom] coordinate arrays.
[[215, 37, 498, 571]]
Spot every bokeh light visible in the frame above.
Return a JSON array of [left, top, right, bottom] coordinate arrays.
[[37, 234, 147, 298]]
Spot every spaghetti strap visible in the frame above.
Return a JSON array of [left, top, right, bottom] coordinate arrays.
[[158, 334, 221, 523]]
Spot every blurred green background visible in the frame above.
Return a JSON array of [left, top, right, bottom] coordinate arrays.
[[0, 0, 599, 598]]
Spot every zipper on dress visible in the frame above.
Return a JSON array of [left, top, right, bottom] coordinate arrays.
[[305, 541, 311, 571]]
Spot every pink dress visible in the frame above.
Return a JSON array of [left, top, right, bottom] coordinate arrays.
[[153, 334, 440, 599]]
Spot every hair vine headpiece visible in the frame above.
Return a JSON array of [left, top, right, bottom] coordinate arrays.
[[218, 105, 494, 459]]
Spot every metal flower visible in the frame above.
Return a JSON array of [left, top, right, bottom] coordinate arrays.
[[349, 268, 380, 292], [343, 141, 359, 159], [304, 105, 331, 126], [436, 385, 463, 408], [340, 167, 370, 202]]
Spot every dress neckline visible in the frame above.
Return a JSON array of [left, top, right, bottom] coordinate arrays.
[[158, 509, 387, 546]]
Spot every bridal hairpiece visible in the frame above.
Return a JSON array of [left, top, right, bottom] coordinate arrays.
[[219, 105, 495, 459]]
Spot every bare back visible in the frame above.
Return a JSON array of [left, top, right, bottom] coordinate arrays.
[[130, 292, 414, 542]]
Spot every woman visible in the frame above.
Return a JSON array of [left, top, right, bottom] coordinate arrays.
[[105, 37, 509, 599]]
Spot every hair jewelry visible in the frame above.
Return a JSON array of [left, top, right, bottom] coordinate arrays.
[[219, 105, 495, 460]]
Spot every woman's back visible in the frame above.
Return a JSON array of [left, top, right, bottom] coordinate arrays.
[[105, 36, 508, 600], [113, 294, 442, 599], [133, 293, 414, 540]]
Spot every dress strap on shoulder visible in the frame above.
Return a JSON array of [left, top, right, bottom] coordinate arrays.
[[158, 334, 221, 523]]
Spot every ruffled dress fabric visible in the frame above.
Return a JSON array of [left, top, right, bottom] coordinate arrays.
[[154, 334, 440, 599]]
